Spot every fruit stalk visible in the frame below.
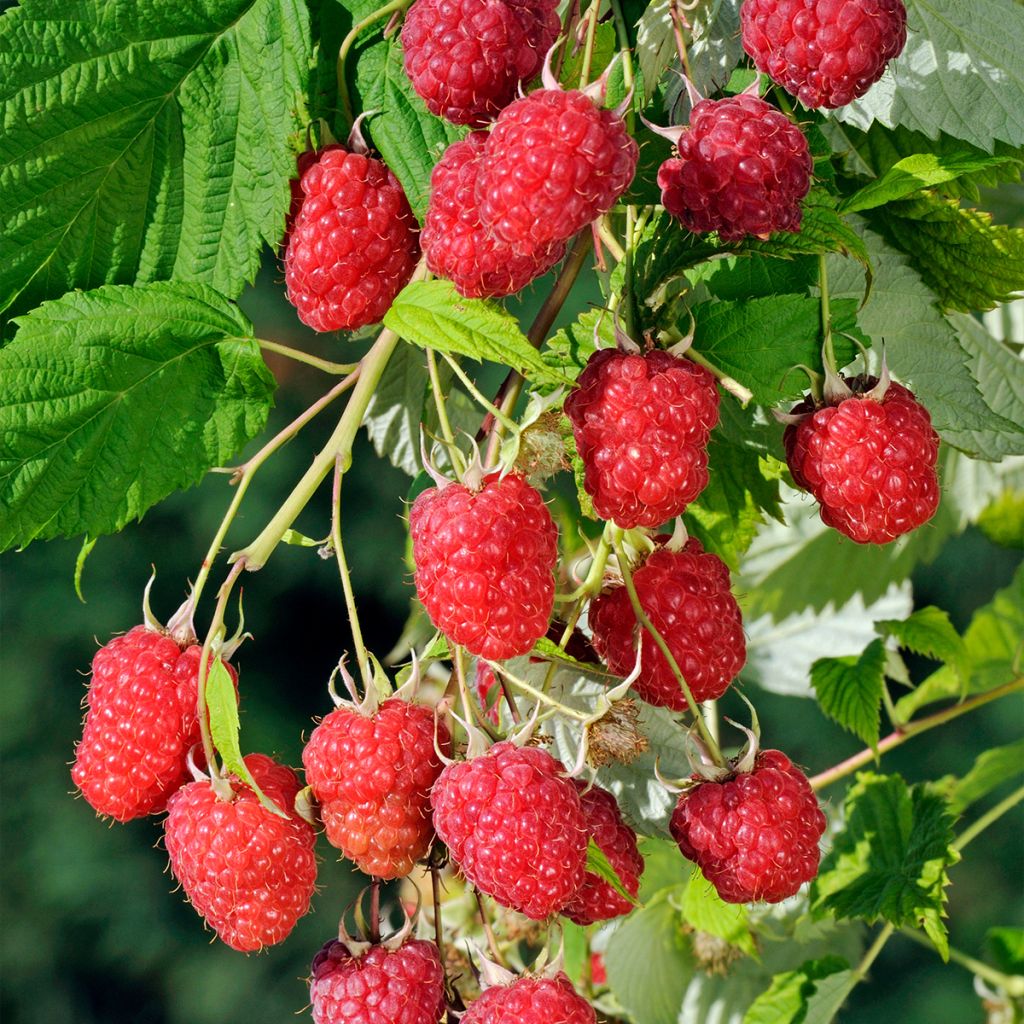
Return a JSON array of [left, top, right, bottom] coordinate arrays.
[[331, 458, 371, 689]]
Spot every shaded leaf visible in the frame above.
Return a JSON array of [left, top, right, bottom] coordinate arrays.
[[811, 638, 887, 749]]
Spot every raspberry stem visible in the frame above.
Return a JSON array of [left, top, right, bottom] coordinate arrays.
[[336, 0, 413, 125], [952, 782, 1024, 853], [426, 349, 467, 476], [331, 456, 372, 691], [679, 349, 754, 406], [818, 253, 838, 375], [256, 339, 358, 376], [578, 0, 602, 88], [853, 923, 895, 983], [899, 927, 1024, 998]]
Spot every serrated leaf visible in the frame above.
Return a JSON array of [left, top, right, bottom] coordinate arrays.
[[687, 0, 744, 98], [384, 280, 572, 387], [541, 308, 616, 385], [586, 837, 640, 905], [0, 0, 311, 315], [875, 607, 969, 687], [683, 866, 756, 956], [693, 255, 819, 301], [939, 740, 1024, 815], [812, 772, 959, 958], [742, 956, 852, 1024], [835, 0, 1024, 153], [0, 282, 274, 552], [811, 638, 887, 749]]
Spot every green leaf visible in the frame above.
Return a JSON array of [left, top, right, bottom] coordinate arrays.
[[0, 0, 311, 316], [73, 535, 97, 603], [693, 255, 818, 301], [835, 0, 1024, 152], [938, 740, 1024, 815], [635, 0, 677, 103], [978, 488, 1024, 549], [560, 920, 589, 986], [586, 837, 640, 905], [812, 772, 960, 959], [541, 308, 616, 385], [687, 0, 744, 97], [875, 607, 969, 686], [895, 562, 1024, 719], [743, 956, 852, 1024], [811, 638, 887, 749], [988, 927, 1024, 975], [384, 280, 573, 387], [683, 867, 756, 957], [0, 282, 274, 552]]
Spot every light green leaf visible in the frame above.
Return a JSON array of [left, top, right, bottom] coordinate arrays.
[[812, 772, 959, 959], [0, 0, 311, 315], [811, 638, 888, 749], [683, 867, 757, 957], [875, 607, 969, 685], [586, 837, 640, 905], [977, 488, 1024, 549], [936, 740, 1024, 815], [743, 956, 852, 1024], [541, 308, 616, 385], [0, 282, 274, 552], [560, 920, 589, 986], [384, 280, 573, 387]]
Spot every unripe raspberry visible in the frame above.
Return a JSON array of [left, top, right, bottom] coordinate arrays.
[[302, 699, 451, 879], [670, 749, 826, 903], [285, 146, 419, 333], [461, 972, 596, 1024], [401, 0, 559, 126], [309, 938, 446, 1024], [741, 0, 908, 109], [784, 376, 940, 544], [657, 94, 812, 241], [422, 132, 565, 298], [563, 781, 644, 926], [71, 625, 234, 822], [430, 741, 588, 919], [409, 472, 558, 660], [564, 348, 720, 528], [588, 538, 746, 710], [164, 754, 317, 951], [475, 88, 638, 254]]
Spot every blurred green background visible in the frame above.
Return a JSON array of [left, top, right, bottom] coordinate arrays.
[[3, 214, 1023, 1023]]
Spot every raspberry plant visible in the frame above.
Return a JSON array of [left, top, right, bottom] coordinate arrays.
[[1, 0, 1023, 1022]]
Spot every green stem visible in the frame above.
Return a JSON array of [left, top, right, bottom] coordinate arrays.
[[336, 0, 411, 126], [596, 216, 627, 262], [899, 928, 1024, 997], [578, 0, 602, 89], [609, 0, 636, 130], [819, 253, 837, 373], [954, 783, 1024, 852], [810, 678, 1024, 791], [332, 459, 371, 690], [611, 532, 726, 766], [490, 662, 590, 721], [426, 348, 466, 476], [441, 352, 519, 434], [854, 923, 895, 982], [686, 349, 754, 405], [257, 339, 358, 375]]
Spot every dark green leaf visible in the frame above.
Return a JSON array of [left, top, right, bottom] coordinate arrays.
[[811, 639, 887, 749], [988, 927, 1024, 975], [875, 607, 969, 690]]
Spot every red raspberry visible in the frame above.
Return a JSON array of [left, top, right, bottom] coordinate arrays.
[[164, 753, 317, 951], [657, 94, 812, 242], [669, 749, 826, 903], [564, 348, 720, 528], [409, 472, 558, 660], [461, 973, 596, 1024], [309, 938, 446, 1024], [563, 781, 644, 926], [475, 662, 502, 724], [430, 741, 587, 919], [422, 133, 565, 298], [783, 377, 940, 544], [475, 88, 638, 255], [302, 699, 451, 879], [741, 0, 908, 109], [283, 148, 320, 246], [588, 538, 746, 710], [590, 953, 607, 986], [401, 0, 559, 126], [71, 625, 234, 822], [284, 146, 419, 333]]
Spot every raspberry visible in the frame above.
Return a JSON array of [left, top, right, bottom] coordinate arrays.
[[309, 938, 446, 1024], [588, 538, 746, 710], [430, 741, 587, 919], [783, 376, 940, 544], [283, 148, 320, 246], [409, 472, 558, 660], [302, 698, 451, 879], [461, 973, 596, 1024], [71, 625, 234, 822], [563, 781, 644, 926], [164, 753, 317, 951], [669, 749, 826, 903], [475, 88, 638, 254], [564, 348, 720, 527], [422, 133, 565, 298], [657, 94, 812, 242], [741, 0, 908, 109], [401, 0, 559, 126], [284, 146, 419, 333]]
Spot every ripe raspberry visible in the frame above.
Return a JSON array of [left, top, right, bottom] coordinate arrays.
[[669, 749, 826, 903], [402, 0, 559, 126], [309, 938, 446, 1024], [564, 348, 720, 528], [657, 94, 812, 242], [283, 148, 320, 245], [285, 146, 419, 333], [430, 741, 587, 919], [783, 376, 940, 544], [302, 699, 451, 879], [589, 538, 746, 710], [461, 972, 596, 1024], [422, 133, 565, 298], [164, 753, 317, 951], [563, 781, 643, 926], [71, 625, 234, 822], [475, 88, 638, 254], [741, 0, 908, 109], [409, 472, 558, 660]]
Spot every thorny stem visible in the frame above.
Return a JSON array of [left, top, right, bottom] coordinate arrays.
[[611, 531, 727, 766], [257, 339, 358, 376], [810, 678, 1024, 791], [475, 891, 506, 966], [332, 457, 371, 690], [426, 349, 466, 475], [953, 783, 1024, 852], [441, 352, 519, 434], [686, 349, 755, 405], [337, 0, 412, 125], [899, 928, 1024, 998], [578, 0, 602, 89], [454, 647, 501, 739]]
